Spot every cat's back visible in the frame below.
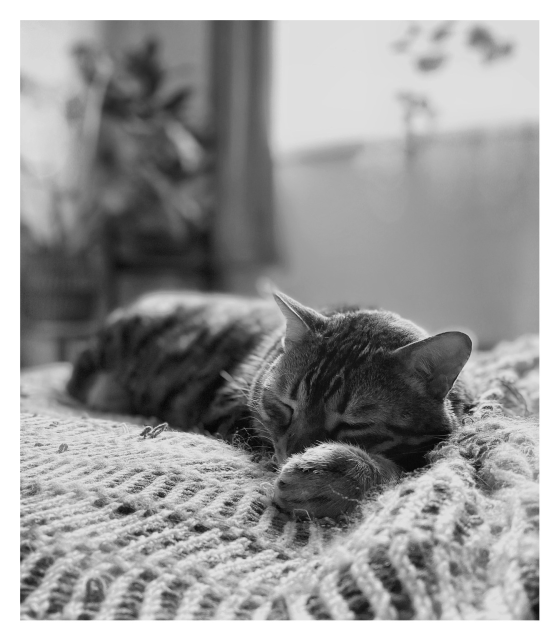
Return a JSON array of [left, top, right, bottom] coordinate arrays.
[[115, 290, 278, 324], [67, 290, 284, 420], [101, 290, 285, 346]]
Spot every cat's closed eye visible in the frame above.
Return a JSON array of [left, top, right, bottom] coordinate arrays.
[[262, 392, 293, 429]]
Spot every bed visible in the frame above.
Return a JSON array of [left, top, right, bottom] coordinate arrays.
[[20, 335, 539, 620]]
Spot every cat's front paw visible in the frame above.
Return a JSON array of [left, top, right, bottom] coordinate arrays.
[[273, 443, 400, 519]]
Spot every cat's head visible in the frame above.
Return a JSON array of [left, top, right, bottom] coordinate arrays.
[[254, 290, 472, 469]]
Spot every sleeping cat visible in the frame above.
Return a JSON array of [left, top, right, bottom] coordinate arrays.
[[67, 289, 474, 519]]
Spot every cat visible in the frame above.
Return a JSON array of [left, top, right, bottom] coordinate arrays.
[[67, 289, 474, 519]]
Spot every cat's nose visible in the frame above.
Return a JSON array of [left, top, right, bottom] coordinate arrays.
[[274, 441, 288, 466], [285, 433, 315, 457], [275, 432, 303, 462]]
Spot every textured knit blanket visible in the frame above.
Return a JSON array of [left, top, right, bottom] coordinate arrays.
[[20, 335, 539, 620]]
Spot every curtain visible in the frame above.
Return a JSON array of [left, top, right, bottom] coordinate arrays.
[[211, 21, 277, 290]]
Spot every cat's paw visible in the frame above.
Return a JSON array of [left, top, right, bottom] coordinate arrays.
[[273, 443, 401, 519]]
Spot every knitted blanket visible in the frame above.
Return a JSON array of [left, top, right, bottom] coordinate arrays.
[[20, 335, 539, 620]]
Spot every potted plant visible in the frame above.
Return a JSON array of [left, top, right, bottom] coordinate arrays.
[[73, 39, 213, 268], [20, 177, 103, 323], [21, 38, 212, 323]]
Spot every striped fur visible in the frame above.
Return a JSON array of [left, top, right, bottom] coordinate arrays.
[[67, 289, 474, 519]]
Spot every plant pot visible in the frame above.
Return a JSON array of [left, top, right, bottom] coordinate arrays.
[[22, 252, 101, 323]]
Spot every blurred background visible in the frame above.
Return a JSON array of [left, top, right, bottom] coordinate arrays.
[[20, 20, 539, 366]]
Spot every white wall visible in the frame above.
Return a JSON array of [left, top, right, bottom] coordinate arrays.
[[21, 21, 107, 242], [266, 126, 538, 347], [20, 22, 105, 177], [21, 20, 103, 84], [272, 20, 538, 155]]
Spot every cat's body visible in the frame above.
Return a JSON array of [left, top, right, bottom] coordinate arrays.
[[68, 289, 474, 518]]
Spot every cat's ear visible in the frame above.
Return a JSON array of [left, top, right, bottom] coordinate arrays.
[[394, 331, 472, 400], [272, 290, 326, 348]]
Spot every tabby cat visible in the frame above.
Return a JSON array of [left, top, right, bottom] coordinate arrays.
[[67, 289, 474, 519]]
